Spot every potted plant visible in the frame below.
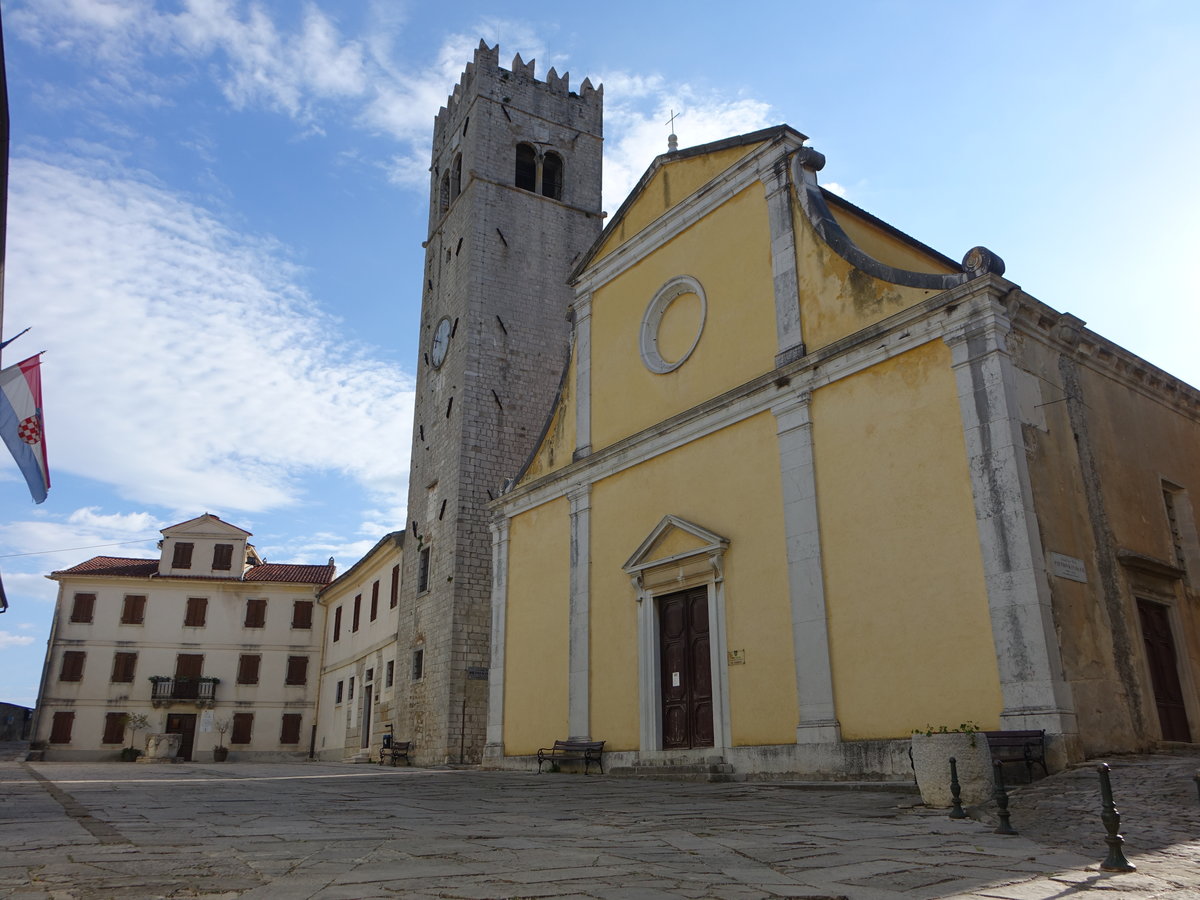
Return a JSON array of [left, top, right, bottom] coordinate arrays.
[[212, 718, 230, 762], [910, 722, 993, 807], [121, 713, 151, 761]]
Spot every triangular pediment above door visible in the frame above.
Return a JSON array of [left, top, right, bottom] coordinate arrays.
[[623, 515, 729, 575]]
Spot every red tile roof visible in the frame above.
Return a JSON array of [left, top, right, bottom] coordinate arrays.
[[51, 557, 335, 586], [52, 557, 158, 577], [244, 563, 336, 585]]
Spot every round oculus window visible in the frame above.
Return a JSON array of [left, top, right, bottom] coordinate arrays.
[[639, 276, 707, 374]]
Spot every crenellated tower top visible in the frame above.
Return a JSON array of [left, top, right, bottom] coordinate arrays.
[[432, 40, 602, 157]]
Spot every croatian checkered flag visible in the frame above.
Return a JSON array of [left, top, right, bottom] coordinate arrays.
[[0, 354, 50, 503]]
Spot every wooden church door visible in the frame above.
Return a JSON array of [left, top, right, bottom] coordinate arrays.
[[1137, 599, 1191, 742], [659, 587, 714, 750]]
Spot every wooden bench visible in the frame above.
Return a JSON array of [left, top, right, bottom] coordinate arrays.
[[537, 740, 605, 775], [984, 730, 1047, 782], [378, 740, 411, 766]]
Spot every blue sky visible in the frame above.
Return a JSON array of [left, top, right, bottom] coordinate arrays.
[[1, 0, 1197, 707]]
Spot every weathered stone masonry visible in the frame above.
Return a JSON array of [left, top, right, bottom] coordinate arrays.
[[393, 42, 603, 763]]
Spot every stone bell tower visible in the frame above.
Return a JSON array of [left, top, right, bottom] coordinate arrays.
[[394, 42, 603, 763]]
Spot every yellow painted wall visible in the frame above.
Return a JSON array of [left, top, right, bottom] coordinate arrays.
[[812, 340, 1002, 738], [520, 353, 576, 483], [588, 412, 797, 748], [502, 496, 570, 754], [592, 143, 763, 263], [827, 203, 960, 275], [795, 193, 942, 353], [590, 184, 777, 449]]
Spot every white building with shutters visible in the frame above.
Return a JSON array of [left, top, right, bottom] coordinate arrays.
[[31, 514, 332, 761], [313, 531, 404, 761]]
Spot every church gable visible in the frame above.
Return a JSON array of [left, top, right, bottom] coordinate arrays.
[[591, 139, 768, 265]]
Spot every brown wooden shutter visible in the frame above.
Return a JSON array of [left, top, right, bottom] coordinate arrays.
[[352, 595, 361, 632], [237, 654, 261, 685], [285, 656, 308, 686], [172, 542, 194, 568], [390, 565, 399, 608], [59, 651, 85, 681], [175, 653, 203, 679], [279, 713, 302, 744], [70, 593, 95, 623], [49, 711, 75, 743], [184, 597, 208, 627], [370, 582, 379, 621], [231, 713, 253, 744], [121, 595, 146, 624], [212, 543, 234, 571], [291, 600, 313, 629], [244, 597, 267, 628], [333, 606, 342, 641], [102, 712, 126, 744], [111, 652, 137, 683]]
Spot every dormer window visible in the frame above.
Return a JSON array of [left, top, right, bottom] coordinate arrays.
[[212, 544, 233, 571], [172, 542, 193, 569]]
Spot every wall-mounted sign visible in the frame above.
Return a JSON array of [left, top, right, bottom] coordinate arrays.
[[1050, 552, 1088, 583], [199, 710, 214, 733], [467, 666, 489, 680], [727, 649, 746, 665]]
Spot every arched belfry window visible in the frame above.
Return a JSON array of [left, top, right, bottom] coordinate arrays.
[[515, 143, 564, 200], [515, 143, 537, 191], [439, 171, 450, 213], [451, 154, 462, 201], [541, 152, 563, 200]]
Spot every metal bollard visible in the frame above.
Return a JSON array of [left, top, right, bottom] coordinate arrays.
[[1194, 770, 1199, 805], [948, 757, 967, 819], [993, 760, 1017, 835], [1098, 763, 1136, 873]]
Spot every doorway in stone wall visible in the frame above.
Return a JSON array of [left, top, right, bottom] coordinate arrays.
[[658, 586, 714, 750], [1137, 598, 1191, 742], [361, 684, 373, 749]]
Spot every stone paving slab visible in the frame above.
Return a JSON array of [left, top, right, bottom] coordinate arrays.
[[1, 754, 1197, 898]]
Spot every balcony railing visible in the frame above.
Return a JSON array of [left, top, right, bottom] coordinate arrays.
[[149, 676, 219, 705]]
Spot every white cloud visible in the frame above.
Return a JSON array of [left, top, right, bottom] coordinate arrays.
[[823, 182, 848, 198], [0, 632, 36, 648], [7, 154, 414, 514], [601, 82, 775, 212]]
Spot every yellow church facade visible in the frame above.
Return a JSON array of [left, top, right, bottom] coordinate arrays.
[[483, 126, 1200, 778]]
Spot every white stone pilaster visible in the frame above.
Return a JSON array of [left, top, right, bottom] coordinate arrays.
[[759, 158, 804, 363], [573, 292, 593, 458], [484, 513, 510, 755], [567, 483, 591, 740], [944, 302, 1077, 735], [773, 389, 841, 744]]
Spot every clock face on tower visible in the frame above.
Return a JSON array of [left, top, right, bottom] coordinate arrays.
[[430, 316, 452, 368]]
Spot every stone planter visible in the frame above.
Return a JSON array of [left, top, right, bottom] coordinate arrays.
[[212, 746, 229, 762], [910, 732, 994, 807]]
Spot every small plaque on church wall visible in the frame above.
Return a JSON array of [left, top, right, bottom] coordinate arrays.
[[727, 649, 746, 665], [1050, 552, 1088, 583], [467, 667, 489, 681]]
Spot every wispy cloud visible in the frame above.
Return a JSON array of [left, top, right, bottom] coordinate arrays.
[[0, 632, 36, 648], [7, 154, 414, 514], [10, 2, 776, 201]]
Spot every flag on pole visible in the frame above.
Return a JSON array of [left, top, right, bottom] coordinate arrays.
[[0, 354, 50, 503]]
